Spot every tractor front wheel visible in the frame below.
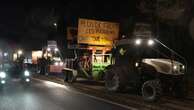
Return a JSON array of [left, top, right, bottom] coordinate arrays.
[[105, 66, 126, 92], [142, 79, 162, 102]]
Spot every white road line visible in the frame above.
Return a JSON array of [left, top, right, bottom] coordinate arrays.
[[32, 78, 138, 110]]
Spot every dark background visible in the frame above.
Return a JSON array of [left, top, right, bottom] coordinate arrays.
[[0, 0, 194, 66]]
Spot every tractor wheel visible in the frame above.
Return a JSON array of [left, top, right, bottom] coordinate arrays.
[[105, 66, 126, 92], [142, 79, 162, 102]]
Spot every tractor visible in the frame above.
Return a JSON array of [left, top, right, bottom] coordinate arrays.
[[62, 48, 111, 82], [105, 38, 187, 102]]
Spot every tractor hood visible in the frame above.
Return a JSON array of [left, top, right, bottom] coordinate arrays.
[[142, 58, 185, 75]]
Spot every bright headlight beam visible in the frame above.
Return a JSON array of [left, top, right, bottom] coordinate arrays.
[[47, 48, 51, 52], [0, 72, 6, 78], [173, 65, 177, 70], [26, 78, 30, 82], [59, 62, 63, 66], [148, 39, 154, 46], [135, 62, 139, 67], [54, 48, 58, 52], [135, 39, 142, 45], [44, 80, 69, 89], [24, 70, 30, 76], [182, 65, 185, 70], [18, 50, 23, 55], [55, 62, 58, 66], [1, 80, 5, 84]]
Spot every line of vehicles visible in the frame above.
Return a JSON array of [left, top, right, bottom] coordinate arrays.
[[61, 37, 187, 102], [30, 22, 187, 102], [4, 21, 185, 102], [59, 22, 187, 102]]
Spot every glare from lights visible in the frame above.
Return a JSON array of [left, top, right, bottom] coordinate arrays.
[[135, 39, 142, 45], [89, 47, 93, 50], [26, 78, 30, 82], [47, 48, 51, 52], [24, 70, 30, 77], [53, 22, 57, 27], [59, 62, 63, 66], [0, 72, 6, 78], [44, 80, 69, 89], [182, 65, 185, 70], [54, 48, 58, 52], [1, 80, 5, 84], [173, 65, 177, 70], [135, 62, 139, 67], [4, 52, 8, 57], [18, 50, 23, 55], [148, 39, 154, 46], [54, 62, 59, 66]]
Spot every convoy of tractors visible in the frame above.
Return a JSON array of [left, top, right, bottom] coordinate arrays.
[[60, 20, 187, 102], [26, 19, 188, 102]]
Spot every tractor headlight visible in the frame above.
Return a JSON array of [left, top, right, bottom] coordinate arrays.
[[59, 62, 63, 66], [173, 65, 178, 70], [25, 78, 30, 82], [147, 39, 154, 46], [1, 80, 5, 84], [180, 65, 185, 72], [54, 62, 59, 66], [135, 39, 142, 46], [0, 72, 6, 78], [181, 65, 185, 70], [24, 70, 30, 77]]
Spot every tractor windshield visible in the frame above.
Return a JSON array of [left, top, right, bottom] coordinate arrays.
[[115, 38, 185, 63]]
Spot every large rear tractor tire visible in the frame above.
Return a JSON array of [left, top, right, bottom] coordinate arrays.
[[105, 66, 127, 92], [142, 79, 162, 102]]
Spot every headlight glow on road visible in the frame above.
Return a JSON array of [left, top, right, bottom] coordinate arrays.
[[44, 81, 69, 90], [0, 72, 6, 78], [24, 70, 30, 77]]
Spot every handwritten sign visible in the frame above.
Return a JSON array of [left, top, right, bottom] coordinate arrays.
[[78, 18, 119, 45]]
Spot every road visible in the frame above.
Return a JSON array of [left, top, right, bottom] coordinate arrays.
[[0, 79, 132, 110]]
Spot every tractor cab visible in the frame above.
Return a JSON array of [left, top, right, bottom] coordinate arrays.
[[112, 38, 186, 75]]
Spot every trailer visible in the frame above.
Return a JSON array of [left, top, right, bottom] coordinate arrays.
[[62, 46, 112, 82]]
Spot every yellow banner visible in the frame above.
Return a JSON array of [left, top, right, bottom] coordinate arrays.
[[78, 18, 119, 45]]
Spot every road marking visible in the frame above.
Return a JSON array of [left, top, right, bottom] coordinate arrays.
[[73, 89, 138, 110], [32, 78, 138, 110]]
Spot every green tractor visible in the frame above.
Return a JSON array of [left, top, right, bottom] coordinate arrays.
[[62, 49, 112, 82], [105, 38, 187, 102]]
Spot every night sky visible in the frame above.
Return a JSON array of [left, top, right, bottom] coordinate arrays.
[[0, 1, 139, 49], [0, 0, 194, 64]]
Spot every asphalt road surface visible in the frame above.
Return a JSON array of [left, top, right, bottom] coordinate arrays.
[[0, 79, 132, 110]]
